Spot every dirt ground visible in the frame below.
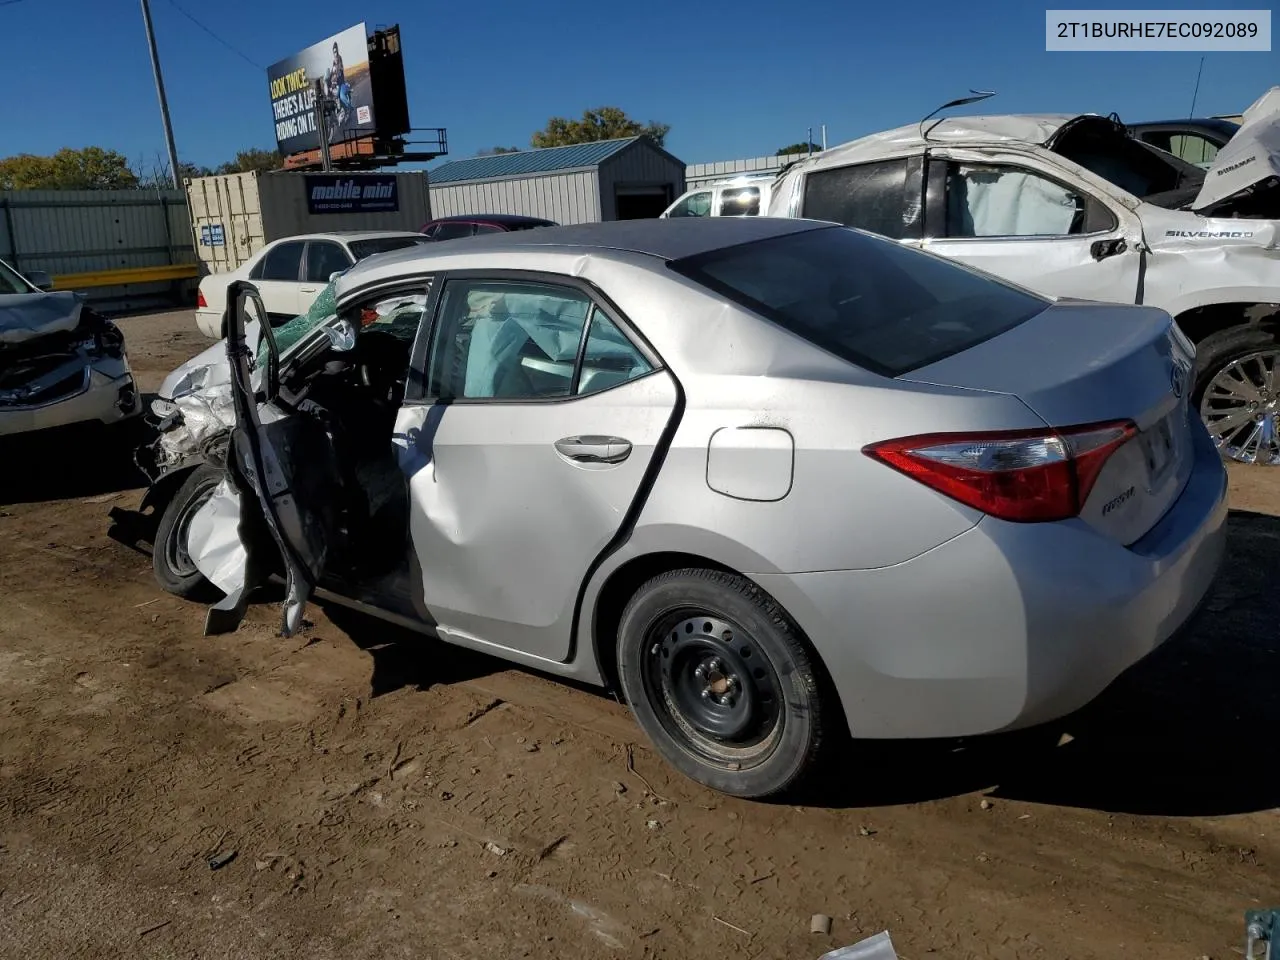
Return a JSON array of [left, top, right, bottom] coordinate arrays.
[[1, 310, 1278, 960]]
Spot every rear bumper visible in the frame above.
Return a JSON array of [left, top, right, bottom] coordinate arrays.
[[758, 422, 1229, 739], [0, 355, 140, 438], [195, 309, 222, 339]]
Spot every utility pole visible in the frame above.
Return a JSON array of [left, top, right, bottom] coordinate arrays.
[[139, 0, 181, 188], [821, 124, 827, 151]]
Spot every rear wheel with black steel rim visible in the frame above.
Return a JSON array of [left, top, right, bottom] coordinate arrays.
[[617, 568, 831, 799]]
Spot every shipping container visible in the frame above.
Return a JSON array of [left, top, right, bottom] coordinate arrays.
[[186, 170, 431, 274]]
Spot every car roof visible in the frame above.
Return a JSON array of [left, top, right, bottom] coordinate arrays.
[[270, 230, 427, 243], [1128, 118, 1241, 134], [336, 217, 823, 292], [782, 113, 1082, 174], [428, 214, 557, 226], [685, 175, 776, 192]]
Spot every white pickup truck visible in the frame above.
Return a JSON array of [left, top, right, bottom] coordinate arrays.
[[770, 88, 1280, 464]]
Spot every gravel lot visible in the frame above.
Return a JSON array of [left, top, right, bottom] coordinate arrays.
[[0, 309, 1277, 960]]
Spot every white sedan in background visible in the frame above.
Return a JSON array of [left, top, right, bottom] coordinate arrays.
[[194, 231, 431, 339]]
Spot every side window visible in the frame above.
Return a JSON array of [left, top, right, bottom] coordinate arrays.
[[1168, 134, 1220, 168], [943, 163, 1114, 238], [424, 280, 652, 400], [434, 221, 475, 240], [305, 241, 352, 283], [577, 311, 653, 396], [719, 186, 761, 216], [667, 191, 713, 217], [1138, 131, 1174, 153], [473, 223, 504, 235], [354, 284, 433, 343], [801, 159, 918, 239], [257, 241, 305, 281]]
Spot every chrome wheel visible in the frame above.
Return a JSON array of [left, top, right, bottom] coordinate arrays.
[[1200, 349, 1280, 465]]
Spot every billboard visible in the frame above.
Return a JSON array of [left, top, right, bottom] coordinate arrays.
[[267, 24, 376, 156]]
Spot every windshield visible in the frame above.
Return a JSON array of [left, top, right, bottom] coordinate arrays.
[[348, 236, 431, 260], [256, 281, 339, 365], [0, 259, 32, 295], [670, 226, 1048, 378]]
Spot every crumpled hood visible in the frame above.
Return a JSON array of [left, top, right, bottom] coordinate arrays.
[[1195, 85, 1280, 212], [0, 292, 83, 346]]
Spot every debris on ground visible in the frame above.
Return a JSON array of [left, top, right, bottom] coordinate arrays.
[[980, 799, 993, 810], [485, 842, 508, 856], [810, 914, 833, 934], [818, 930, 898, 959], [207, 850, 237, 871]]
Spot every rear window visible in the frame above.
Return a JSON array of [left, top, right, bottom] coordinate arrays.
[[348, 237, 429, 259], [669, 226, 1048, 377]]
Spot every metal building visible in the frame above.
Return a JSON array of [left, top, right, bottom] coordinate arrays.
[[427, 138, 685, 224], [684, 153, 803, 191]]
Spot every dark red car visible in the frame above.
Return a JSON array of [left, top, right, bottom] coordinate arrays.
[[420, 214, 558, 239]]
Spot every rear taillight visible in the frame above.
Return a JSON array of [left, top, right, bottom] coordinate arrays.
[[864, 420, 1137, 522], [197, 289, 208, 308]]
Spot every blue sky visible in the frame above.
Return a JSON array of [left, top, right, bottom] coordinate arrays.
[[3, 0, 1275, 170]]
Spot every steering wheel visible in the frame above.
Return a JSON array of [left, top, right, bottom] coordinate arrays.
[[355, 331, 410, 404]]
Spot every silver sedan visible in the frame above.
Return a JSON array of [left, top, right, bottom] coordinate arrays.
[[147, 217, 1228, 798]]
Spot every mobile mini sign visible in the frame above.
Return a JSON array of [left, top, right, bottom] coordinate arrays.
[[267, 24, 377, 156], [305, 175, 400, 214]]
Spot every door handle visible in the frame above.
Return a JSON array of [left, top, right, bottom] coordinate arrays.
[[1090, 238, 1127, 261], [300, 287, 318, 294], [554, 435, 632, 464]]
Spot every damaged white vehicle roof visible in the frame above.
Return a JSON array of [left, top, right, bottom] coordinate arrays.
[[782, 87, 1280, 214], [792, 113, 1081, 167]]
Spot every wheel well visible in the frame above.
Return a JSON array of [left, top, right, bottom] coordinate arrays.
[[1174, 302, 1280, 345], [591, 552, 738, 691]]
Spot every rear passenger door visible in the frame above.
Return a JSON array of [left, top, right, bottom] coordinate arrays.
[[248, 240, 307, 325], [919, 153, 1144, 304], [392, 274, 678, 663]]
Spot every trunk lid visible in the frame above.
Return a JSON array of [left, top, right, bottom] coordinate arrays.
[[900, 302, 1196, 545], [1194, 85, 1280, 213]]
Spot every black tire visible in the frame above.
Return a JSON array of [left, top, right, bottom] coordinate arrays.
[[152, 464, 224, 601], [1191, 324, 1280, 463], [616, 568, 831, 799]]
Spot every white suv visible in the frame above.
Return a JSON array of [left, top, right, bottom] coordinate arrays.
[[661, 176, 775, 219], [770, 88, 1280, 464]]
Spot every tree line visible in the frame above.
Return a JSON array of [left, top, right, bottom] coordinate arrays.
[[4, 107, 821, 188], [0, 146, 283, 191]]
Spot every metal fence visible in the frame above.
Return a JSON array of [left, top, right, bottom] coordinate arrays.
[[684, 154, 804, 190], [0, 189, 197, 312]]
